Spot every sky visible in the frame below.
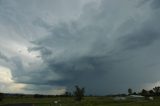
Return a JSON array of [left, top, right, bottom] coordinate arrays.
[[0, 0, 160, 95]]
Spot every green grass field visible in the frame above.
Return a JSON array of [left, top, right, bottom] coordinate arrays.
[[1, 97, 160, 106]]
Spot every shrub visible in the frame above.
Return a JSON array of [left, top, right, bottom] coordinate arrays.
[[0, 92, 4, 101], [74, 85, 85, 101]]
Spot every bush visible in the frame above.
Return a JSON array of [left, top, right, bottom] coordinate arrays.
[[0, 92, 4, 101], [34, 94, 45, 98], [74, 85, 85, 101]]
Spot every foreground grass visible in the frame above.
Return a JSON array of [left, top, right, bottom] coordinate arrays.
[[1, 97, 160, 106]]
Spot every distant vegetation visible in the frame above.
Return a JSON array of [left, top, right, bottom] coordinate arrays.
[[1, 85, 160, 105], [128, 88, 132, 95], [127, 86, 160, 97], [0, 92, 4, 101], [1, 86, 160, 100], [74, 85, 85, 101]]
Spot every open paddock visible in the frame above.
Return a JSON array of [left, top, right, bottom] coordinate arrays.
[[1, 96, 160, 106]]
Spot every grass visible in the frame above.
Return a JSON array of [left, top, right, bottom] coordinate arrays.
[[0, 96, 160, 106]]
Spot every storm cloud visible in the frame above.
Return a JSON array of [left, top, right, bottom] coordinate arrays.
[[0, 0, 160, 95]]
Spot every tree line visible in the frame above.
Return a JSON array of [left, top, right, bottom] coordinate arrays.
[[128, 86, 160, 97], [1, 85, 160, 102], [0, 85, 85, 102]]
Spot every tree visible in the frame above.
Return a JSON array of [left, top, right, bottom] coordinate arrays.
[[153, 86, 160, 96], [141, 89, 148, 96], [74, 85, 85, 101], [64, 91, 72, 97], [128, 88, 132, 95], [149, 90, 155, 96], [0, 92, 4, 101], [133, 92, 137, 95], [65, 91, 69, 97]]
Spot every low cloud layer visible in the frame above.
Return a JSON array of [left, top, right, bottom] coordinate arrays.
[[0, 0, 160, 95]]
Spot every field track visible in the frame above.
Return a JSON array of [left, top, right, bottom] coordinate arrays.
[[0, 103, 33, 106]]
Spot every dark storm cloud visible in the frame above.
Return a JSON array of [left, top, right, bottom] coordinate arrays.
[[1, 0, 160, 95], [120, 26, 160, 50], [28, 46, 52, 57], [26, 0, 160, 95], [27, 20, 118, 94], [151, 0, 160, 9]]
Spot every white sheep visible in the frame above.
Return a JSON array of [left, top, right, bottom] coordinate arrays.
[[54, 100, 62, 106], [148, 97, 154, 100]]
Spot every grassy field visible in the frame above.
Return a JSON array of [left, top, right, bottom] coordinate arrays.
[[1, 96, 160, 106]]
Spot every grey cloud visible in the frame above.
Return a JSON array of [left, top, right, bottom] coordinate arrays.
[[1, 0, 160, 95], [120, 26, 160, 50], [27, 0, 160, 95], [151, 0, 160, 9], [0, 0, 101, 94], [32, 17, 52, 30], [28, 46, 52, 56], [10, 56, 26, 78], [0, 52, 9, 62], [136, 0, 150, 7]]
